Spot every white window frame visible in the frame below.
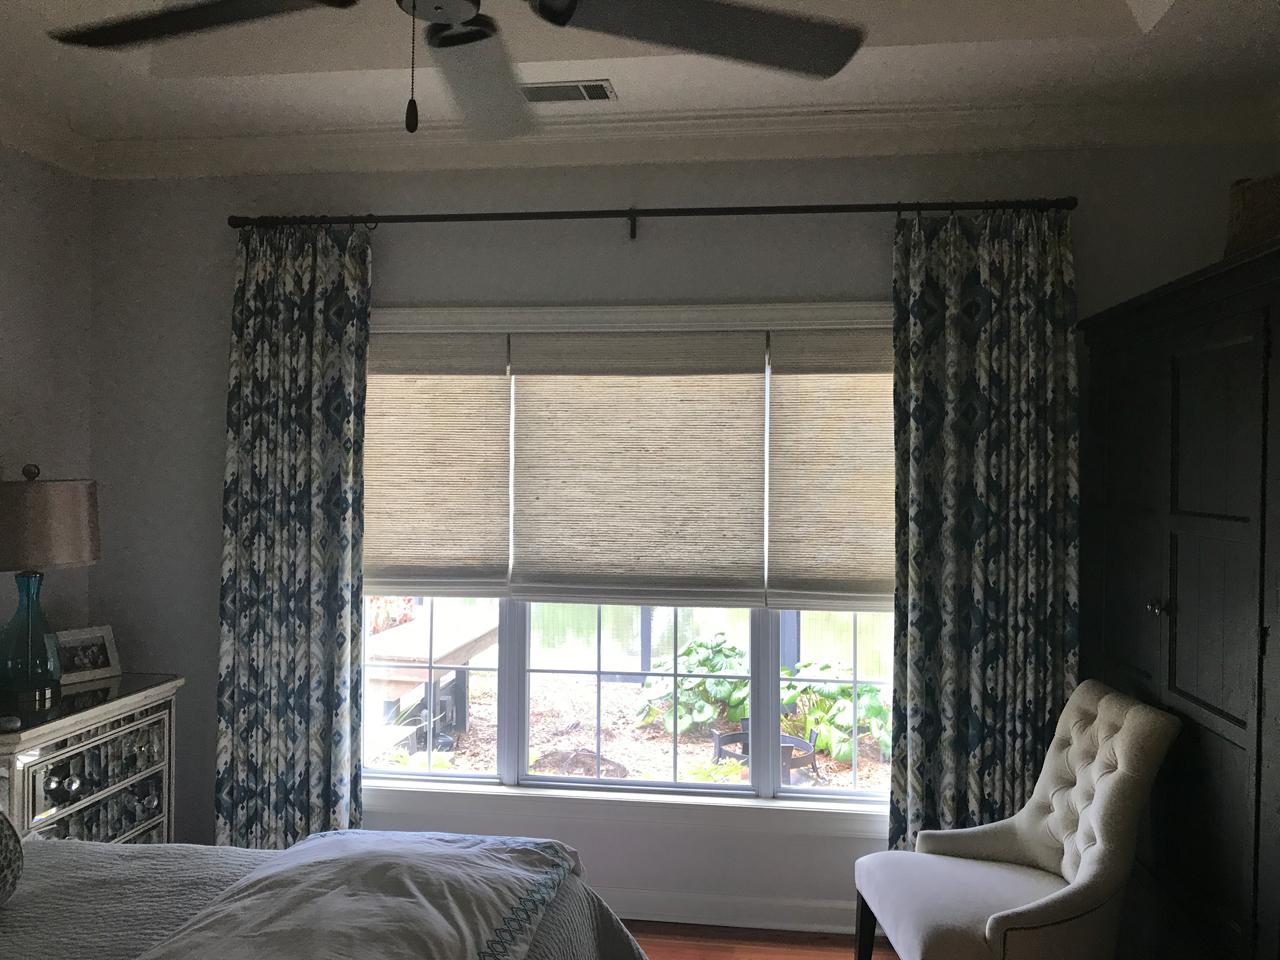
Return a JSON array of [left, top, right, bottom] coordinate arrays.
[[364, 300, 894, 804], [364, 598, 893, 801]]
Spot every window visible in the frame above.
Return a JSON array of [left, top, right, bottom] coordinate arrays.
[[780, 610, 893, 792], [527, 603, 752, 786], [362, 308, 894, 801], [365, 596, 500, 777]]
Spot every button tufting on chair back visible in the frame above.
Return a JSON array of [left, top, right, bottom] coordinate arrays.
[[1014, 680, 1180, 884], [856, 679, 1182, 960]]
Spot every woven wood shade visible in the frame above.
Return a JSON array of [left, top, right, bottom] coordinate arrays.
[[511, 332, 766, 605], [768, 327, 895, 605], [361, 323, 894, 607], [363, 333, 510, 592]]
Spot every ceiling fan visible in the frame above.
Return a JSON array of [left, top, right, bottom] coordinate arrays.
[[50, 0, 866, 138]]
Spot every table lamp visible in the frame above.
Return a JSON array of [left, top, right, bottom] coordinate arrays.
[[0, 464, 100, 707]]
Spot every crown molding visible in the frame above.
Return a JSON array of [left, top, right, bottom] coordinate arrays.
[[0, 96, 96, 177], [372, 300, 893, 334], [3, 93, 1277, 181], [89, 95, 1280, 180]]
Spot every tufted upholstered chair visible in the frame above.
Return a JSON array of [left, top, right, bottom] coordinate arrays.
[[854, 680, 1180, 960]]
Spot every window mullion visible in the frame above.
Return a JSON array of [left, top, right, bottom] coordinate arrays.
[[749, 607, 779, 799], [596, 605, 603, 781], [427, 599, 435, 772], [851, 613, 860, 791], [497, 597, 526, 786]]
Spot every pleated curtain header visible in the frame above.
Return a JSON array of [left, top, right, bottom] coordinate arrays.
[[363, 322, 893, 608]]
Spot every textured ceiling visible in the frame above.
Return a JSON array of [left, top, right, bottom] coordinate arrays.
[[5, 0, 1279, 143]]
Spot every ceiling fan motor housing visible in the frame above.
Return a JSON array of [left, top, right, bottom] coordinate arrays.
[[397, 0, 481, 25]]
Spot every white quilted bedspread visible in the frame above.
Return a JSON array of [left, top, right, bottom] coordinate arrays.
[[0, 833, 647, 960], [137, 831, 580, 960]]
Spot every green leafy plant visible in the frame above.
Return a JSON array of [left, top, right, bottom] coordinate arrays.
[[857, 683, 892, 760], [780, 663, 891, 763], [386, 748, 456, 772], [683, 757, 749, 784], [636, 632, 750, 735]]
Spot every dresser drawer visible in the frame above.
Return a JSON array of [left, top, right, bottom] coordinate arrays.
[[123, 819, 169, 845], [35, 770, 165, 842], [0, 674, 183, 844], [28, 713, 168, 827]]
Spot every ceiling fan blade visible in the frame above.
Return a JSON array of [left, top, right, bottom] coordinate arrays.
[[433, 30, 535, 141], [531, 0, 864, 78], [50, 0, 357, 48]]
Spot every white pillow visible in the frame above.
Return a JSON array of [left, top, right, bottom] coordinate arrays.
[[0, 810, 20, 906]]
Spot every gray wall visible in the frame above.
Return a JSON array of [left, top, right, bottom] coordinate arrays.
[[89, 144, 1280, 844], [0, 150, 93, 626], [75, 141, 1279, 925]]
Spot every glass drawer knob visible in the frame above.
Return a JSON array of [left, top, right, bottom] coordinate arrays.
[[64, 776, 83, 799], [143, 795, 160, 812], [43, 775, 61, 795]]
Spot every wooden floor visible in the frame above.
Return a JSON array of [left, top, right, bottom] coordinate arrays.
[[627, 922, 897, 959]]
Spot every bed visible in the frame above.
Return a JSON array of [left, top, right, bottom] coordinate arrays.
[[1, 832, 647, 960]]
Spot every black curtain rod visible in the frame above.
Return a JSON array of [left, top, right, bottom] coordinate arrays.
[[226, 197, 1078, 234]]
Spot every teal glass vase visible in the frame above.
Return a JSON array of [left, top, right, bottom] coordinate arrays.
[[0, 572, 62, 694]]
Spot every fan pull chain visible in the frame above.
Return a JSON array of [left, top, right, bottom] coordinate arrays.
[[405, 0, 419, 133]]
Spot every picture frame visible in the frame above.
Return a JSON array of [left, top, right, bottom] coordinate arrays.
[[55, 626, 122, 685], [59, 675, 122, 712]]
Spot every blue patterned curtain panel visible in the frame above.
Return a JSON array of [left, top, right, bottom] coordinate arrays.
[[889, 211, 1079, 851], [216, 226, 371, 849]]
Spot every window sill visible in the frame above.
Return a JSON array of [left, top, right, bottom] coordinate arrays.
[[363, 776, 891, 840]]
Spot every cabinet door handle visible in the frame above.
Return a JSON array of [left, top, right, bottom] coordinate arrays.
[[1145, 599, 1171, 618]]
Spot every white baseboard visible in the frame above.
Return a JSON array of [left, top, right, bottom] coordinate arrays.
[[363, 781, 887, 936], [593, 884, 857, 935]]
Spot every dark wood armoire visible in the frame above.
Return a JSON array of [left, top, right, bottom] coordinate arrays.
[[1081, 244, 1280, 960]]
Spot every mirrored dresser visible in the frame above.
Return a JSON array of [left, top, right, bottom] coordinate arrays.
[[0, 674, 183, 843]]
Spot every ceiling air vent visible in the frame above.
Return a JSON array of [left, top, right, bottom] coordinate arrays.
[[521, 80, 618, 104]]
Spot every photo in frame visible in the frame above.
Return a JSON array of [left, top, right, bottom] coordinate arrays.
[[55, 626, 122, 685]]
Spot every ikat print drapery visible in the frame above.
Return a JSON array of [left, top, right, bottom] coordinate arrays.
[[216, 226, 371, 849], [889, 211, 1080, 851]]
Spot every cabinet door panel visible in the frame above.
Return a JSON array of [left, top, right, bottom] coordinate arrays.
[[1101, 510, 1164, 681], [1147, 723, 1254, 960], [1174, 338, 1261, 520], [1155, 309, 1265, 959], [1093, 339, 1169, 693], [1171, 527, 1256, 726], [1091, 299, 1268, 960]]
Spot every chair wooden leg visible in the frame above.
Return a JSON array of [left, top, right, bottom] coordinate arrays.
[[856, 891, 878, 960]]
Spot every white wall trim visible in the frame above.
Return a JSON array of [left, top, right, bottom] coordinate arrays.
[[364, 780, 885, 932], [89, 96, 1280, 180], [0, 94, 97, 177], [592, 885, 858, 935], [3, 93, 1274, 180], [372, 300, 893, 334], [363, 779, 892, 840]]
